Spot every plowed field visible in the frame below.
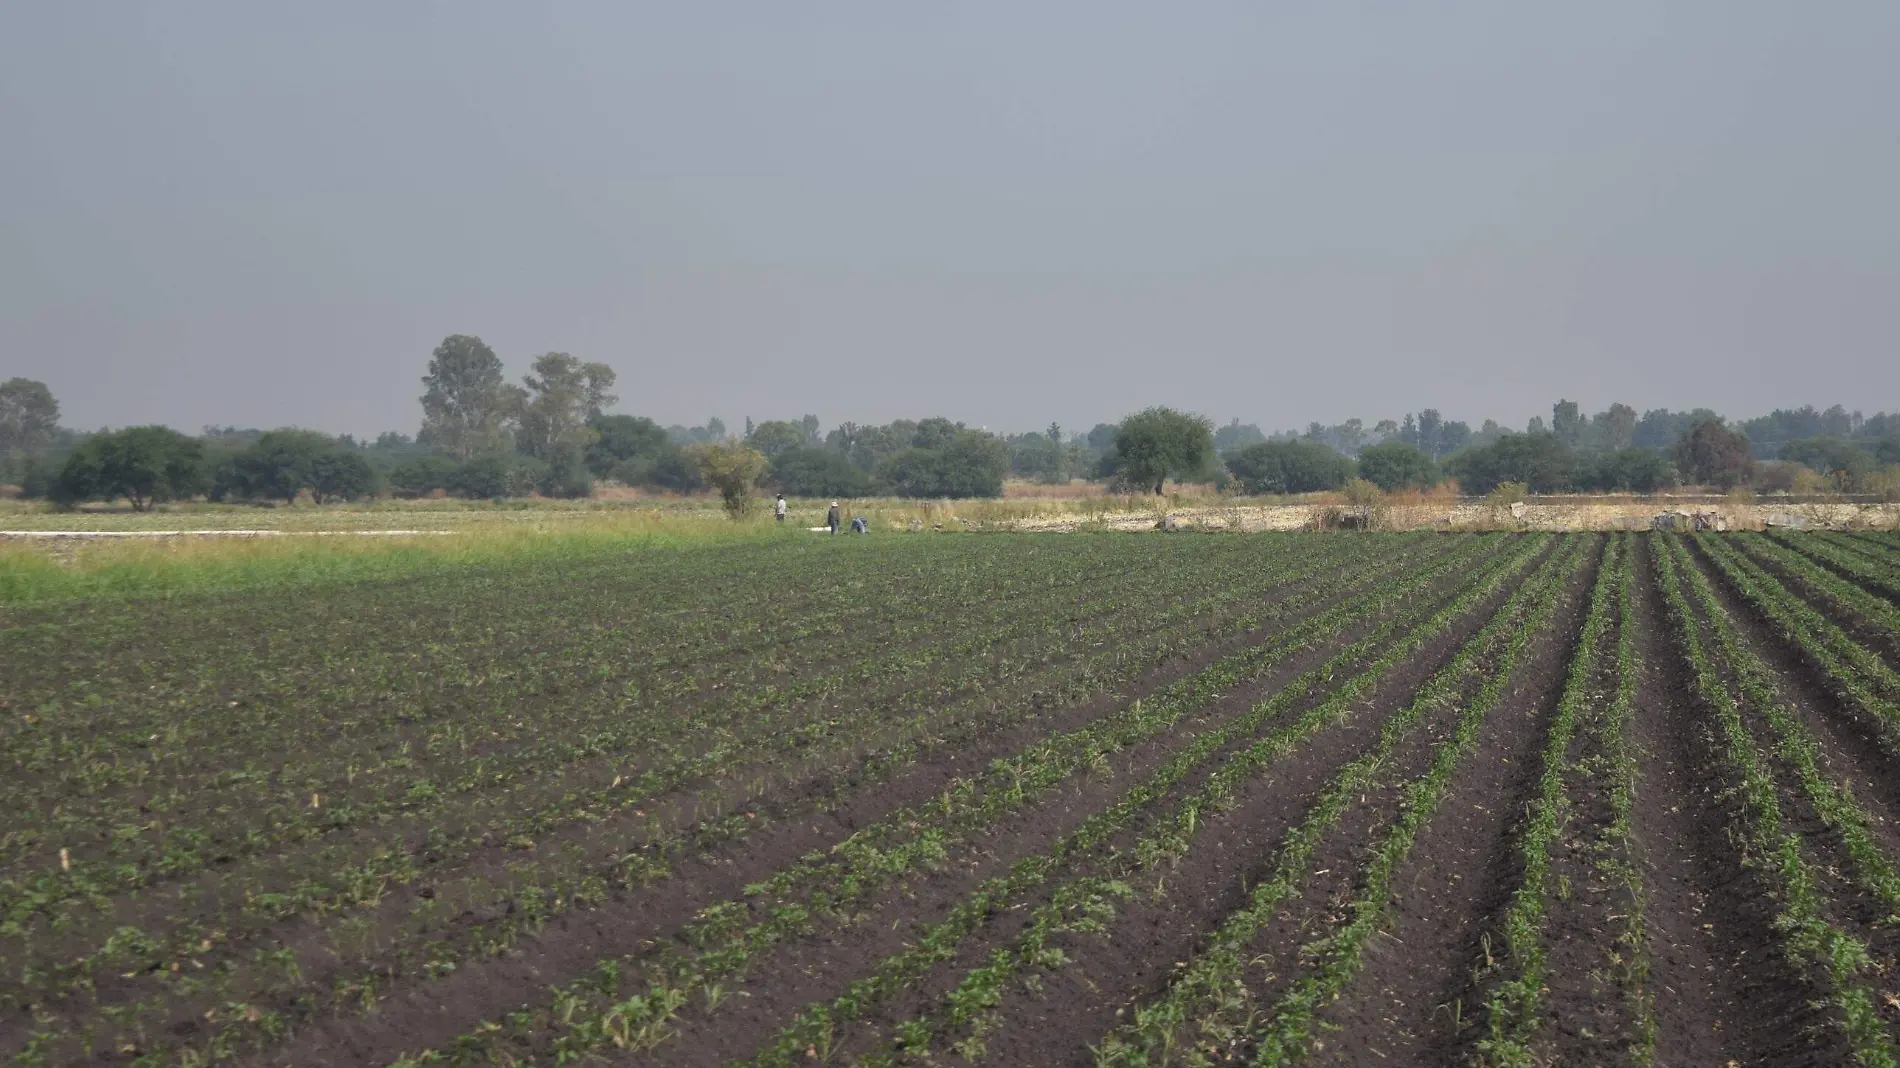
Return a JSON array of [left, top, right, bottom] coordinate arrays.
[[7, 531, 1900, 1066]]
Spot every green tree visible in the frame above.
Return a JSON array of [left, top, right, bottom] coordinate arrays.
[[388, 454, 457, 498], [1673, 419, 1755, 489], [447, 453, 530, 499], [1224, 440, 1352, 495], [1107, 407, 1214, 494], [1354, 443, 1439, 491], [53, 426, 207, 511], [1551, 399, 1583, 446], [535, 440, 594, 499], [308, 450, 379, 503], [515, 352, 617, 460], [1597, 403, 1638, 451], [1780, 437, 1875, 490], [1576, 448, 1673, 492], [420, 335, 515, 459], [1213, 419, 1267, 452], [233, 430, 343, 504], [690, 441, 768, 517], [1415, 409, 1443, 457], [745, 419, 808, 458], [0, 378, 60, 454], [767, 446, 874, 497], [585, 414, 682, 483], [880, 429, 1009, 498], [1445, 431, 1574, 495]]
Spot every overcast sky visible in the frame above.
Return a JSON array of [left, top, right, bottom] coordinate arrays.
[[2, 2, 1896, 439]]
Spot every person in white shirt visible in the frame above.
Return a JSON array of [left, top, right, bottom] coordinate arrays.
[[775, 494, 787, 522]]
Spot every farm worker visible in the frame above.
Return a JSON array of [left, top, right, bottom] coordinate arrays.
[[775, 494, 787, 522], [827, 501, 841, 535], [852, 516, 869, 534]]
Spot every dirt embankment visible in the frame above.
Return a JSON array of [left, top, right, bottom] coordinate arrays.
[[1002, 500, 1900, 534]]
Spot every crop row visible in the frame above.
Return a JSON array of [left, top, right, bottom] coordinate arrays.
[[1689, 535, 1900, 738], [1775, 532, 1900, 605], [740, 537, 1576, 1068], [1081, 536, 1587, 1067], [1471, 531, 1628, 1065], [5, 536, 1498, 1063], [2, 535, 1367, 932], [385, 538, 1563, 1066], [1656, 536, 1898, 1065], [2, 536, 1315, 868]]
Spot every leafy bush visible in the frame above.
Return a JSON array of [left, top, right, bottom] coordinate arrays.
[[878, 430, 1009, 498], [1445, 432, 1573, 495], [1224, 441, 1352, 495], [388, 455, 458, 498], [53, 426, 207, 511], [1575, 448, 1673, 493], [1354, 443, 1438, 492], [767, 446, 874, 498]]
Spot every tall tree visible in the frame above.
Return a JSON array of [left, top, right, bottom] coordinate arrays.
[[1598, 402, 1638, 450], [419, 335, 515, 459], [1416, 409, 1444, 457], [515, 352, 617, 460], [1674, 419, 1755, 489], [1551, 399, 1583, 446], [0, 378, 60, 455], [745, 419, 808, 458], [1107, 407, 1215, 494]]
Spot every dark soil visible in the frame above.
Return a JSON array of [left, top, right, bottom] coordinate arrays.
[[1305, 536, 1599, 1065], [1624, 535, 1846, 1068]]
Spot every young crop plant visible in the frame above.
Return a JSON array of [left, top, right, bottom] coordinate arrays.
[[1473, 534, 1625, 1066], [864, 538, 1590, 1068], [1236, 537, 1589, 1067], [1668, 537, 1900, 923], [1599, 532, 1656, 1064], [389, 537, 1551, 1068], [1690, 534, 1900, 743], [1656, 536, 1899, 1067], [1739, 533, 1900, 640], [15, 540, 1449, 1064], [1779, 532, 1900, 604]]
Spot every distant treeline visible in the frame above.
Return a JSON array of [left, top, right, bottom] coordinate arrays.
[[2, 336, 1897, 508]]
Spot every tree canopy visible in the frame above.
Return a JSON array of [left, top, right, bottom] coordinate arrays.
[[1106, 407, 1214, 494], [419, 335, 514, 459], [1354, 443, 1439, 491], [1224, 440, 1352, 495], [53, 426, 207, 511]]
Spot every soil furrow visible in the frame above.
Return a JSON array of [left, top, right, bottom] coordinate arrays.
[[1633, 535, 1846, 1068], [1301, 536, 1599, 1066], [254, 541, 1515, 1068]]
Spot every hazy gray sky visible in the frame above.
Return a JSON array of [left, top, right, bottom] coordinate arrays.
[[3, 2, 1896, 438]]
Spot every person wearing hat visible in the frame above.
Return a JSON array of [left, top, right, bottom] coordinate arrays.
[[775, 493, 787, 523], [826, 500, 841, 535]]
